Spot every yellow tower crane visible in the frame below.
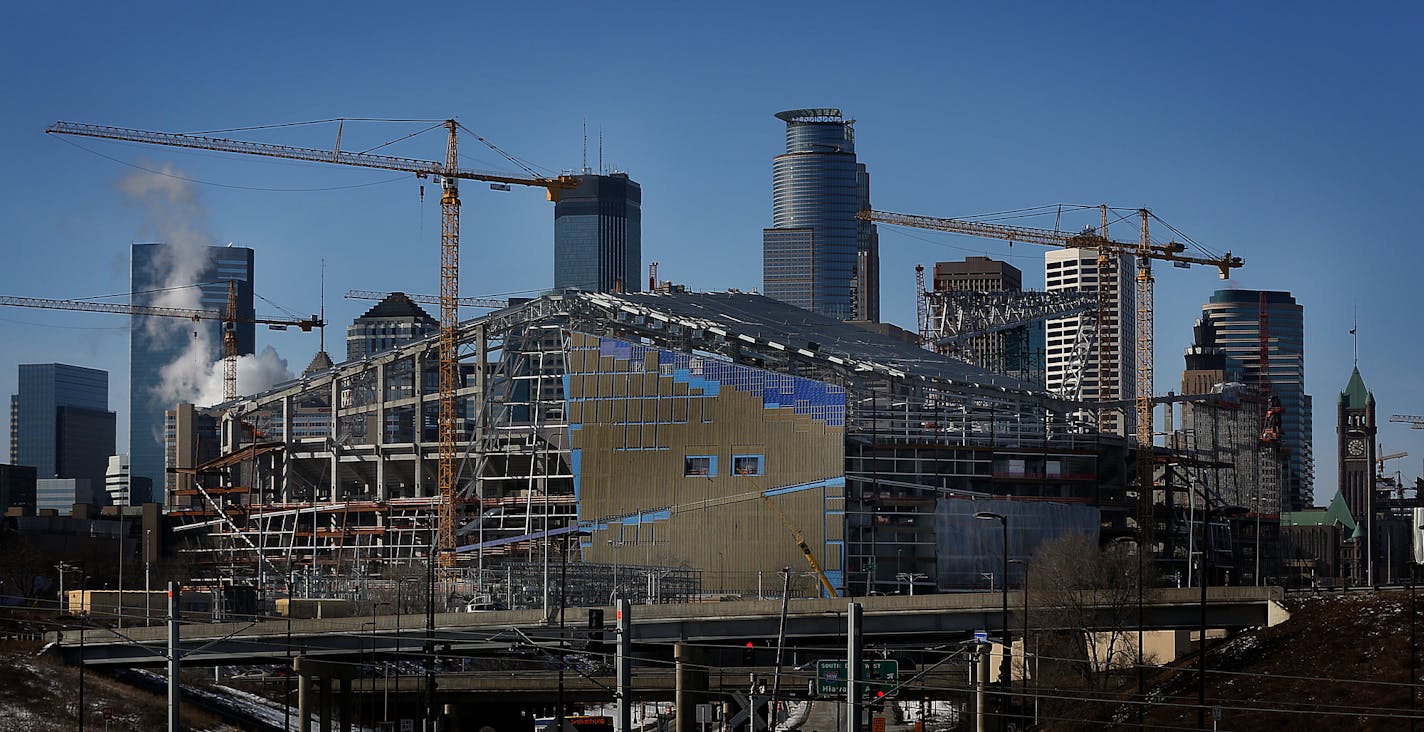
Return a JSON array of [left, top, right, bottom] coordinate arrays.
[[46, 120, 579, 566], [0, 284, 321, 401], [858, 207, 1243, 551]]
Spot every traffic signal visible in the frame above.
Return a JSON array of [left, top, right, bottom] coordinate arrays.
[[870, 688, 887, 712], [742, 641, 756, 666], [587, 609, 607, 660]]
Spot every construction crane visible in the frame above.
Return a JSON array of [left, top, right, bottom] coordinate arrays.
[[0, 283, 320, 401], [758, 493, 839, 598], [344, 289, 509, 310], [1377, 450, 1409, 472], [47, 119, 580, 566], [1390, 415, 1424, 429], [861, 207, 1243, 552]]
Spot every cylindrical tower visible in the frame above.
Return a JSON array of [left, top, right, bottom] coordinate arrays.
[[764, 109, 877, 322]]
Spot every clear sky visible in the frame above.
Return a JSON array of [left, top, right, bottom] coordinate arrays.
[[2, 3, 1420, 506]]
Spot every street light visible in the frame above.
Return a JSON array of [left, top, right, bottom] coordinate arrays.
[[1197, 500, 1247, 731], [974, 510, 1011, 729]]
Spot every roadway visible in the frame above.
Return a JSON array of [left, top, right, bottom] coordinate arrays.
[[54, 586, 1287, 669]]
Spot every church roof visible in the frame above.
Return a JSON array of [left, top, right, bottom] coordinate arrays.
[[1340, 366, 1374, 408], [358, 292, 435, 322], [1280, 490, 1358, 531]]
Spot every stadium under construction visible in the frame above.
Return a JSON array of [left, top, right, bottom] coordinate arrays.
[[168, 288, 1138, 607]]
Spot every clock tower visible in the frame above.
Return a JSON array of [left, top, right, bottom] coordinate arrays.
[[1337, 366, 1376, 578]]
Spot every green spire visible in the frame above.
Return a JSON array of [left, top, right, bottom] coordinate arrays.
[[1340, 367, 1373, 409]]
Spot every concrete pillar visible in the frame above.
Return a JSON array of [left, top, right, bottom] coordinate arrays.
[[281, 394, 294, 501], [339, 677, 352, 732], [297, 673, 311, 732], [375, 362, 387, 500], [412, 351, 424, 498], [675, 642, 709, 732], [319, 675, 332, 732], [330, 378, 341, 500]]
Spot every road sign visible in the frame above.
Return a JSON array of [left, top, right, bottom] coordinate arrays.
[[815, 659, 900, 697]]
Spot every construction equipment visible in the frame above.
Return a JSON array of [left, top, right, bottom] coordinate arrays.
[[344, 289, 508, 310], [1390, 415, 1424, 429], [1377, 450, 1408, 473], [861, 207, 1243, 552], [758, 493, 839, 598], [47, 119, 578, 567], [0, 284, 320, 401]]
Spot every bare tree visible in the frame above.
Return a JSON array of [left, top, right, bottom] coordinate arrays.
[[1029, 532, 1150, 693]]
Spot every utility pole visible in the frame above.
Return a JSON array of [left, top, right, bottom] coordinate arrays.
[[769, 567, 792, 727], [167, 581, 180, 732], [616, 599, 632, 732], [846, 602, 864, 732]]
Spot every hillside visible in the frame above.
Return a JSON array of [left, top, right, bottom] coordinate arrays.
[[1136, 590, 1423, 731]]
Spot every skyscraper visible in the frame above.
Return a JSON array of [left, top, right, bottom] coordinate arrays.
[[130, 243, 254, 503], [763, 108, 879, 322], [1199, 289, 1313, 510], [346, 292, 438, 361], [553, 173, 642, 293], [10, 363, 115, 487], [933, 257, 1045, 385], [1044, 249, 1136, 435]]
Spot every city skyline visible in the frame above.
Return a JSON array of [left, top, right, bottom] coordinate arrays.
[[1, 5, 1421, 508]]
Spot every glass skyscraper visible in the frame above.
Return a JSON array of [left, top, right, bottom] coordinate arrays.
[[763, 108, 879, 322], [1200, 289, 1313, 509], [553, 173, 642, 293], [130, 243, 254, 503], [10, 363, 114, 487]]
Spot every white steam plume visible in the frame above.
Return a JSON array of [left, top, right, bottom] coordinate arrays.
[[121, 168, 291, 406]]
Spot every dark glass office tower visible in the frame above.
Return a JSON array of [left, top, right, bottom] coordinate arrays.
[[763, 108, 879, 322], [10, 363, 114, 487], [130, 243, 254, 503], [1200, 289, 1312, 510], [554, 173, 642, 293]]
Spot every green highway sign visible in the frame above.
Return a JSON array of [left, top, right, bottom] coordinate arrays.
[[815, 659, 900, 697]]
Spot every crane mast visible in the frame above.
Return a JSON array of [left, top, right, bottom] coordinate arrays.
[[47, 119, 578, 563]]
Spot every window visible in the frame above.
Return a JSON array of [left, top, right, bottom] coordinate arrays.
[[684, 455, 717, 477], [732, 455, 763, 476]]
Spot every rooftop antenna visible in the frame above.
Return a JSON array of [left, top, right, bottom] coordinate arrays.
[[1350, 301, 1358, 366], [582, 119, 588, 174], [599, 125, 604, 175]]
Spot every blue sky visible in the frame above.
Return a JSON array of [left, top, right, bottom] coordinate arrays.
[[2, 3, 1420, 505]]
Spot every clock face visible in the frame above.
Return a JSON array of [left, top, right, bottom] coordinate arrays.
[[1347, 439, 1366, 457]]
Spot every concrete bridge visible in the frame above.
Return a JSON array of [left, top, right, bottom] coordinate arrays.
[[55, 586, 1286, 668]]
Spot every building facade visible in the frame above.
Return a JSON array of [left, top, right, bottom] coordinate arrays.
[[130, 244, 254, 503], [554, 173, 642, 294], [763, 108, 879, 322], [346, 292, 438, 361], [0, 463, 36, 513], [933, 257, 1046, 386], [1044, 249, 1136, 435], [10, 363, 114, 487], [1199, 290, 1313, 510], [105, 454, 132, 507]]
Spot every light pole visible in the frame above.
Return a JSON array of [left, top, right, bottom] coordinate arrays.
[[1197, 500, 1247, 731], [371, 601, 390, 723], [975, 510, 1010, 730], [145, 529, 153, 627], [895, 572, 927, 596]]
